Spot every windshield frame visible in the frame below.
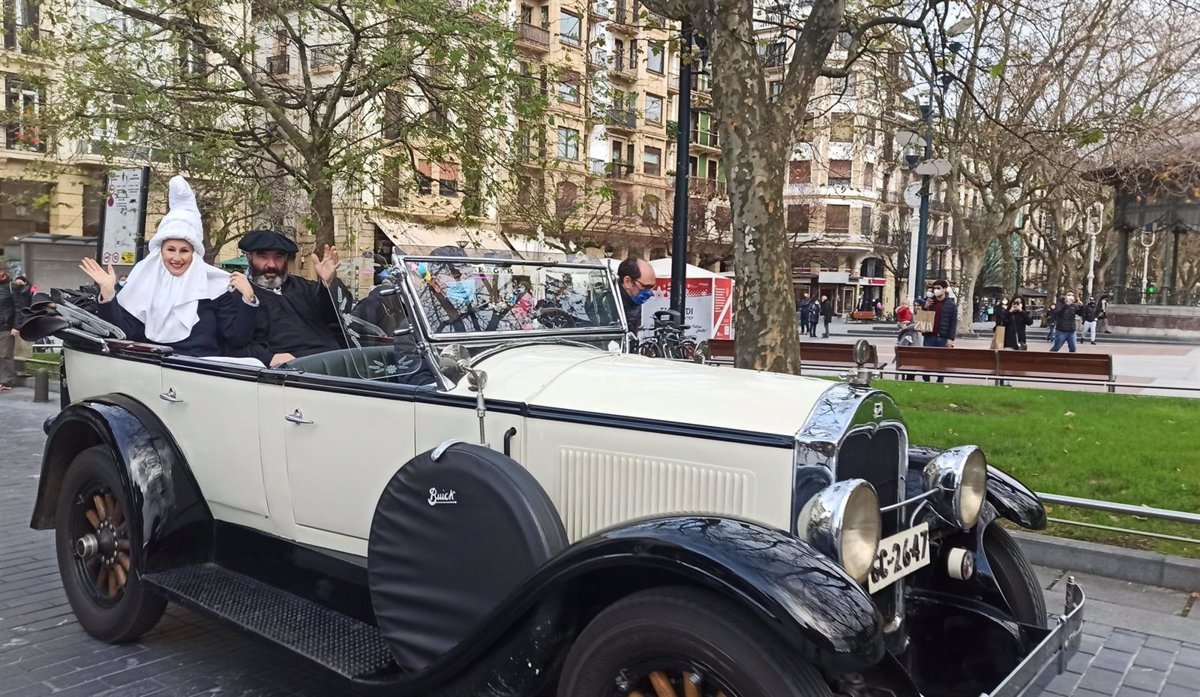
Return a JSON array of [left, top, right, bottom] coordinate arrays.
[[394, 255, 629, 346]]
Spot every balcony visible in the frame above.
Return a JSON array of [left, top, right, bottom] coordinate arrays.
[[5, 126, 45, 153], [309, 44, 340, 71], [763, 51, 786, 71], [689, 179, 726, 197], [609, 55, 638, 82], [605, 108, 637, 131], [690, 129, 720, 151], [608, 160, 634, 180], [611, 1, 637, 33], [516, 23, 550, 52]]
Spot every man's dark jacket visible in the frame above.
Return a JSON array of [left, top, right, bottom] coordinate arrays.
[[1051, 301, 1080, 333], [0, 281, 16, 332], [231, 276, 351, 364], [621, 291, 642, 334]]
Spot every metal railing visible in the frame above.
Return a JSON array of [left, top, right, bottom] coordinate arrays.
[[1036, 494, 1200, 545]]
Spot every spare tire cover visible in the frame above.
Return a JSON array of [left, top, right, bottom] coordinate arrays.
[[367, 442, 567, 672]]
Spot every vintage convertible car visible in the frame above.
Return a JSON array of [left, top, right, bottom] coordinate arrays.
[[29, 256, 1083, 697]]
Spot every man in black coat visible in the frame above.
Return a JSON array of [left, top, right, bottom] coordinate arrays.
[[0, 266, 18, 390], [616, 256, 656, 335], [233, 230, 351, 366], [819, 294, 833, 338], [1050, 291, 1081, 353]]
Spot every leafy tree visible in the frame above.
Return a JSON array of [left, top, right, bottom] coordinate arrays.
[[49, 0, 530, 254]]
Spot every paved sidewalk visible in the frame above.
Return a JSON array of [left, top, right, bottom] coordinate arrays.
[[1, 388, 1196, 696]]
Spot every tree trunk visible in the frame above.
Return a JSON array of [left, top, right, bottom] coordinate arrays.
[[309, 168, 337, 253], [957, 249, 986, 338], [727, 139, 802, 374]]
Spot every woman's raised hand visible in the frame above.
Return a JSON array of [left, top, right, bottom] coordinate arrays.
[[79, 257, 118, 301]]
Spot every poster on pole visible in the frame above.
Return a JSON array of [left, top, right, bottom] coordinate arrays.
[[98, 167, 150, 266]]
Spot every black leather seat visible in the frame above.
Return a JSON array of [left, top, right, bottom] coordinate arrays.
[[284, 346, 436, 386]]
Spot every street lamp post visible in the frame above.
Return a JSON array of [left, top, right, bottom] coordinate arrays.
[[1139, 224, 1156, 303], [668, 24, 696, 321], [1085, 206, 1101, 298], [913, 102, 934, 295]]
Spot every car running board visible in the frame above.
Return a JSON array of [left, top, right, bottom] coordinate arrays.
[[143, 563, 402, 685]]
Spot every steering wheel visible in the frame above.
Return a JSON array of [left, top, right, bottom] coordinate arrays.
[[531, 307, 583, 329]]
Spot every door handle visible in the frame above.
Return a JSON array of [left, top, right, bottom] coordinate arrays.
[[158, 388, 183, 403], [285, 409, 314, 425]]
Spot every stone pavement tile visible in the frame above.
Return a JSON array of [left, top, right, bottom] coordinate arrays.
[[1036, 565, 1066, 589], [1105, 630, 1149, 653], [1143, 636, 1183, 653], [1041, 669, 1082, 696], [1176, 645, 1200, 668], [1073, 689, 1116, 697], [1077, 667, 1124, 694], [1165, 663, 1200, 687], [99, 676, 165, 696], [1160, 685, 1200, 697], [1115, 687, 1158, 697], [1132, 647, 1178, 672], [1080, 634, 1106, 656], [1066, 650, 1096, 675], [1092, 648, 1136, 673], [1121, 665, 1167, 693], [1086, 599, 1198, 643]]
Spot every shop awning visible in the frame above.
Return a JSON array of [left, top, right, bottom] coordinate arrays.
[[372, 217, 542, 257]]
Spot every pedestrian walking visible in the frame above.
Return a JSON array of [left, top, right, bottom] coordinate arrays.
[[1050, 291, 1082, 353], [1081, 298, 1098, 344], [1098, 294, 1110, 334], [819, 295, 833, 338]]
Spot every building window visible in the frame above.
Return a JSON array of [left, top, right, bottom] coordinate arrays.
[[788, 159, 811, 184], [831, 113, 854, 142], [643, 196, 660, 223], [5, 81, 43, 151], [828, 159, 851, 187], [799, 111, 815, 142], [861, 205, 874, 236], [643, 145, 661, 176], [381, 156, 400, 207], [416, 160, 433, 195], [825, 204, 850, 235], [438, 162, 459, 197], [645, 93, 663, 124], [611, 191, 623, 216], [558, 70, 580, 104], [763, 41, 786, 68], [786, 204, 810, 235], [768, 80, 782, 103], [647, 41, 665, 74], [863, 162, 874, 190], [556, 126, 579, 160], [521, 3, 549, 27], [556, 180, 578, 218], [559, 10, 581, 46]]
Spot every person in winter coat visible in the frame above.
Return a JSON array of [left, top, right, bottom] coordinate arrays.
[[796, 294, 812, 336], [1049, 291, 1082, 353], [80, 176, 259, 360], [819, 295, 834, 338], [999, 296, 1034, 350], [805, 299, 820, 337], [1081, 298, 1099, 345], [0, 266, 19, 390], [917, 280, 957, 383]]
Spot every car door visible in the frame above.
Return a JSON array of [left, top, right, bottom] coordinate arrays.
[[280, 372, 418, 550], [158, 357, 271, 524]]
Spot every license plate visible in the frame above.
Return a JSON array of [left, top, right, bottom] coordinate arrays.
[[868, 522, 931, 593]]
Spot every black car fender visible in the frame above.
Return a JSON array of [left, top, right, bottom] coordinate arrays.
[[29, 395, 213, 571], [907, 446, 1047, 530], [415, 515, 886, 688]]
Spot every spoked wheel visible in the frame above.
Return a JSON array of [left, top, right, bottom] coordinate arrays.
[[558, 586, 832, 697], [638, 340, 662, 358], [54, 446, 166, 643]]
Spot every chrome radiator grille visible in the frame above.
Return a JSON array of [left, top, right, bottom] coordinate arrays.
[[836, 427, 904, 535]]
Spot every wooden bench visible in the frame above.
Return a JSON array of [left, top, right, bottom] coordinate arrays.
[[850, 310, 877, 321], [895, 346, 1114, 391], [700, 340, 877, 370]]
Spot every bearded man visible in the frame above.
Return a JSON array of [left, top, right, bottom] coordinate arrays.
[[233, 230, 351, 366]]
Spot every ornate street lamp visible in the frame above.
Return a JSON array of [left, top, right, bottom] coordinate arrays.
[[1139, 223, 1156, 302], [1085, 205, 1102, 298]]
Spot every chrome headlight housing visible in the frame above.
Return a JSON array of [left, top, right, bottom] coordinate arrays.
[[922, 445, 988, 529], [797, 479, 882, 583]]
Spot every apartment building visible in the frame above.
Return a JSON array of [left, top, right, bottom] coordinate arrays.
[[0, 7, 99, 266]]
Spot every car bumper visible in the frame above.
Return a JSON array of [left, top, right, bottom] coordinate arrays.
[[982, 577, 1085, 697]]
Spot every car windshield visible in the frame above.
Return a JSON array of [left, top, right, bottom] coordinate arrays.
[[402, 257, 625, 337]]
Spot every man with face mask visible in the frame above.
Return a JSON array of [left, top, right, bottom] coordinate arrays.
[[1050, 291, 1082, 353], [231, 230, 351, 366], [918, 280, 957, 382], [616, 256, 656, 335]]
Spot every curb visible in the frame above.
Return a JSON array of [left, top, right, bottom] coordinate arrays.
[[1012, 530, 1200, 593]]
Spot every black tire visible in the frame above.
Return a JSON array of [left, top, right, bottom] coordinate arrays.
[[983, 524, 1047, 628], [54, 446, 167, 643], [558, 586, 833, 697]]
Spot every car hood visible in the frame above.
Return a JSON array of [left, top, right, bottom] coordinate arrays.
[[471, 344, 835, 437]]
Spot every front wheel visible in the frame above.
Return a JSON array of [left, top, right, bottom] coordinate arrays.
[[558, 586, 833, 697], [984, 524, 1047, 627], [54, 446, 167, 643]]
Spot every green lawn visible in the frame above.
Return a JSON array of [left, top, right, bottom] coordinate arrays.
[[877, 380, 1200, 558]]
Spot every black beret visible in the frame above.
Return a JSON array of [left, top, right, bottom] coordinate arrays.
[[238, 229, 299, 254]]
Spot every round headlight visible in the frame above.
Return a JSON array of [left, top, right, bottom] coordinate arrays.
[[797, 479, 882, 583], [923, 446, 989, 529]]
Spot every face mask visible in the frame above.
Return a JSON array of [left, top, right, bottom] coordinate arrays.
[[1066, 296, 1075, 304], [633, 288, 653, 305], [925, 291, 934, 298], [934, 289, 945, 298]]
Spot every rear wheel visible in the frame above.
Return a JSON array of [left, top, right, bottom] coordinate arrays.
[[558, 586, 833, 697], [984, 524, 1047, 627], [54, 446, 166, 643]]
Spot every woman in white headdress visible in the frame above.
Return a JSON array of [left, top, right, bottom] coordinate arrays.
[[80, 175, 260, 357]]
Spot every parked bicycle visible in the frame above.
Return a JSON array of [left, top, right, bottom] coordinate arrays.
[[635, 309, 697, 360]]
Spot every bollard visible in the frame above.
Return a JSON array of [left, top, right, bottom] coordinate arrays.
[[33, 368, 49, 403]]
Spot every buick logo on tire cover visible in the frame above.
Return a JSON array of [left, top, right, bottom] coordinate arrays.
[[428, 488, 458, 506]]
